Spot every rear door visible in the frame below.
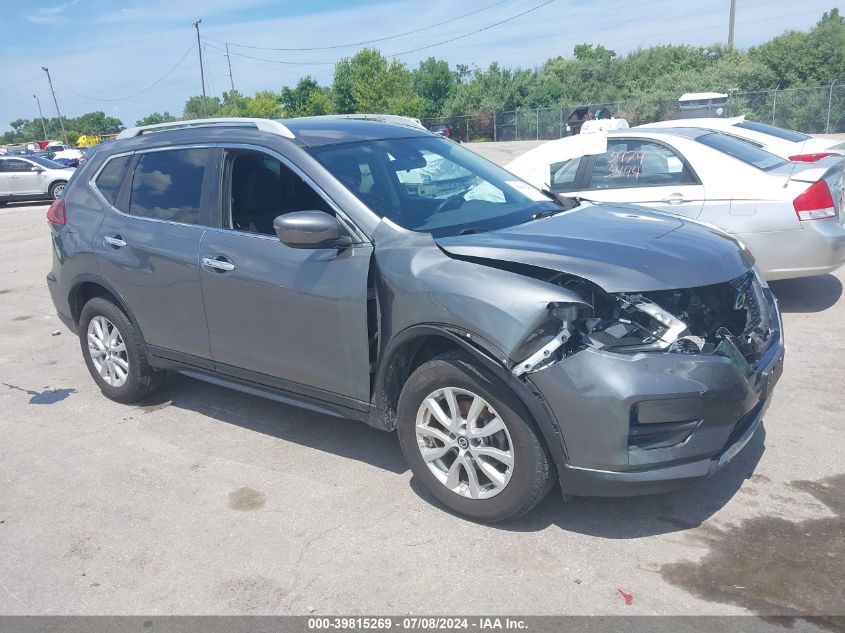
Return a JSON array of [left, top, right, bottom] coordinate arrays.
[[94, 147, 214, 365], [577, 138, 705, 218], [198, 146, 373, 406]]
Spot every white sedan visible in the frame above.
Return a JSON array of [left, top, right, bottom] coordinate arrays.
[[505, 127, 845, 280], [639, 117, 845, 162]]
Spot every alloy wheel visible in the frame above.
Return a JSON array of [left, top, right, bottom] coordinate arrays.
[[415, 387, 514, 499], [86, 316, 129, 387]]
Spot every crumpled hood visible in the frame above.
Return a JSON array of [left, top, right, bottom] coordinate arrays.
[[436, 203, 752, 293]]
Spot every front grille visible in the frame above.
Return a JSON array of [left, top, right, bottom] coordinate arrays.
[[730, 271, 762, 335]]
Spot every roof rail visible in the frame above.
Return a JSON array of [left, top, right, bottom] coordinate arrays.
[[116, 117, 295, 140], [312, 114, 427, 130]]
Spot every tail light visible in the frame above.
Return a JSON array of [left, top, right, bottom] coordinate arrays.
[[46, 198, 66, 225], [788, 152, 836, 162], [793, 180, 836, 221]]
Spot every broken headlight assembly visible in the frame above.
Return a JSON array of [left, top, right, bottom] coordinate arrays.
[[513, 270, 773, 377]]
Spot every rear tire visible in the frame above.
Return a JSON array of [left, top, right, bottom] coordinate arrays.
[[79, 297, 163, 404], [49, 181, 66, 200], [397, 350, 553, 523]]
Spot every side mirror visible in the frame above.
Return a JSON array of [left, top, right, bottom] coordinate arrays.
[[273, 211, 353, 249], [31, 166, 44, 172]]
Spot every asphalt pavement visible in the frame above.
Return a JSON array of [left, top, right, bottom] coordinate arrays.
[[0, 175, 843, 618]]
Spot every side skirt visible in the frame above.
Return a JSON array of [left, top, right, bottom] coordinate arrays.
[[147, 347, 371, 424]]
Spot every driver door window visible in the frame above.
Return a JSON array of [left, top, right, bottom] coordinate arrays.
[[226, 150, 333, 235]]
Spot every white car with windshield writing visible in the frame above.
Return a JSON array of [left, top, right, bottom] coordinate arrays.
[[505, 127, 845, 280]]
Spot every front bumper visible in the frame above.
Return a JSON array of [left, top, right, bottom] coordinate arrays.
[[528, 289, 784, 497]]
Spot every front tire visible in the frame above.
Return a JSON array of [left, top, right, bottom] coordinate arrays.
[[397, 351, 553, 523], [79, 297, 163, 403]]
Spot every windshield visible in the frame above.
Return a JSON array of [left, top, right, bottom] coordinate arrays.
[[308, 136, 562, 237], [696, 132, 787, 171], [28, 156, 68, 169], [735, 120, 810, 143]]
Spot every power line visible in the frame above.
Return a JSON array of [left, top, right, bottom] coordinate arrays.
[[57, 42, 197, 102], [204, 0, 560, 67], [204, 42, 334, 65], [0, 76, 41, 93], [210, 0, 510, 51], [387, 0, 558, 57]]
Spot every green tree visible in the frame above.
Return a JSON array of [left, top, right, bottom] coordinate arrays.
[[135, 111, 178, 126], [280, 76, 326, 117], [750, 9, 845, 86], [183, 95, 222, 119], [332, 49, 419, 115], [412, 58, 457, 118]]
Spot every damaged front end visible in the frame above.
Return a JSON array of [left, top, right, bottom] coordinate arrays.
[[506, 264, 785, 496], [513, 267, 776, 379]]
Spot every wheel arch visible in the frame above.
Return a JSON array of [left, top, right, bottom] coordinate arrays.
[[68, 275, 144, 339], [368, 324, 569, 470], [49, 178, 68, 194]]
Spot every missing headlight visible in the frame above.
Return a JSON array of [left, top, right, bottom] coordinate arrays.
[[580, 295, 690, 352]]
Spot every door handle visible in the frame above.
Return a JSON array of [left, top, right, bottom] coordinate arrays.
[[202, 256, 235, 272], [661, 193, 688, 204], [103, 235, 127, 248]]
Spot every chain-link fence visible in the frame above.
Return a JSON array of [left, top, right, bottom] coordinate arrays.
[[422, 83, 845, 142]]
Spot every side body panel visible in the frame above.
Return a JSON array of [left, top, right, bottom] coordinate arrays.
[[199, 230, 374, 403]]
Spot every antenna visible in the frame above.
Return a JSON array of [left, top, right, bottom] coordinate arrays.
[[783, 134, 810, 188]]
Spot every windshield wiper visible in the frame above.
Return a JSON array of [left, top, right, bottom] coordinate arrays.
[[531, 188, 581, 220]]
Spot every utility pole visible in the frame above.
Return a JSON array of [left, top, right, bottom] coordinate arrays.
[[727, 0, 736, 49], [225, 42, 235, 93], [33, 94, 49, 140], [41, 67, 68, 145], [192, 19, 208, 118], [826, 79, 838, 134]]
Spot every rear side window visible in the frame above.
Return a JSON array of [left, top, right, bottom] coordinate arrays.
[[735, 120, 810, 143], [129, 149, 209, 224], [95, 155, 132, 206], [696, 132, 786, 171]]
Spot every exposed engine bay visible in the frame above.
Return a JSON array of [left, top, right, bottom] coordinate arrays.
[[514, 268, 775, 377]]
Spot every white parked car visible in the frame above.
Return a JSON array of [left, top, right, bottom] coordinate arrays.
[[0, 155, 75, 205], [44, 142, 85, 162], [639, 117, 845, 162], [505, 128, 845, 280]]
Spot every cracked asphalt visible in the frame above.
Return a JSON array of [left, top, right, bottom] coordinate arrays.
[[0, 148, 843, 618]]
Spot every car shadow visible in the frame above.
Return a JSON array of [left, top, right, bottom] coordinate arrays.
[[411, 427, 766, 537], [139, 372, 409, 475], [1, 200, 52, 209], [769, 274, 843, 313], [150, 372, 764, 537]]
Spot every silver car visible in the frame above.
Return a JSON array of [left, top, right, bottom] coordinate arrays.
[[0, 155, 75, 206], [507, 128, 845, 280]]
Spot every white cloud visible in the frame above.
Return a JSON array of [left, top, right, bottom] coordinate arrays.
[[25, 1, 79, 25]]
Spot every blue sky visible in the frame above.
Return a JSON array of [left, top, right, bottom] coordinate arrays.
[[0, 0, 835, 133]]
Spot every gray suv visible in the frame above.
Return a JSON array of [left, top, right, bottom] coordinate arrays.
[[46, 116, 785, 522]]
